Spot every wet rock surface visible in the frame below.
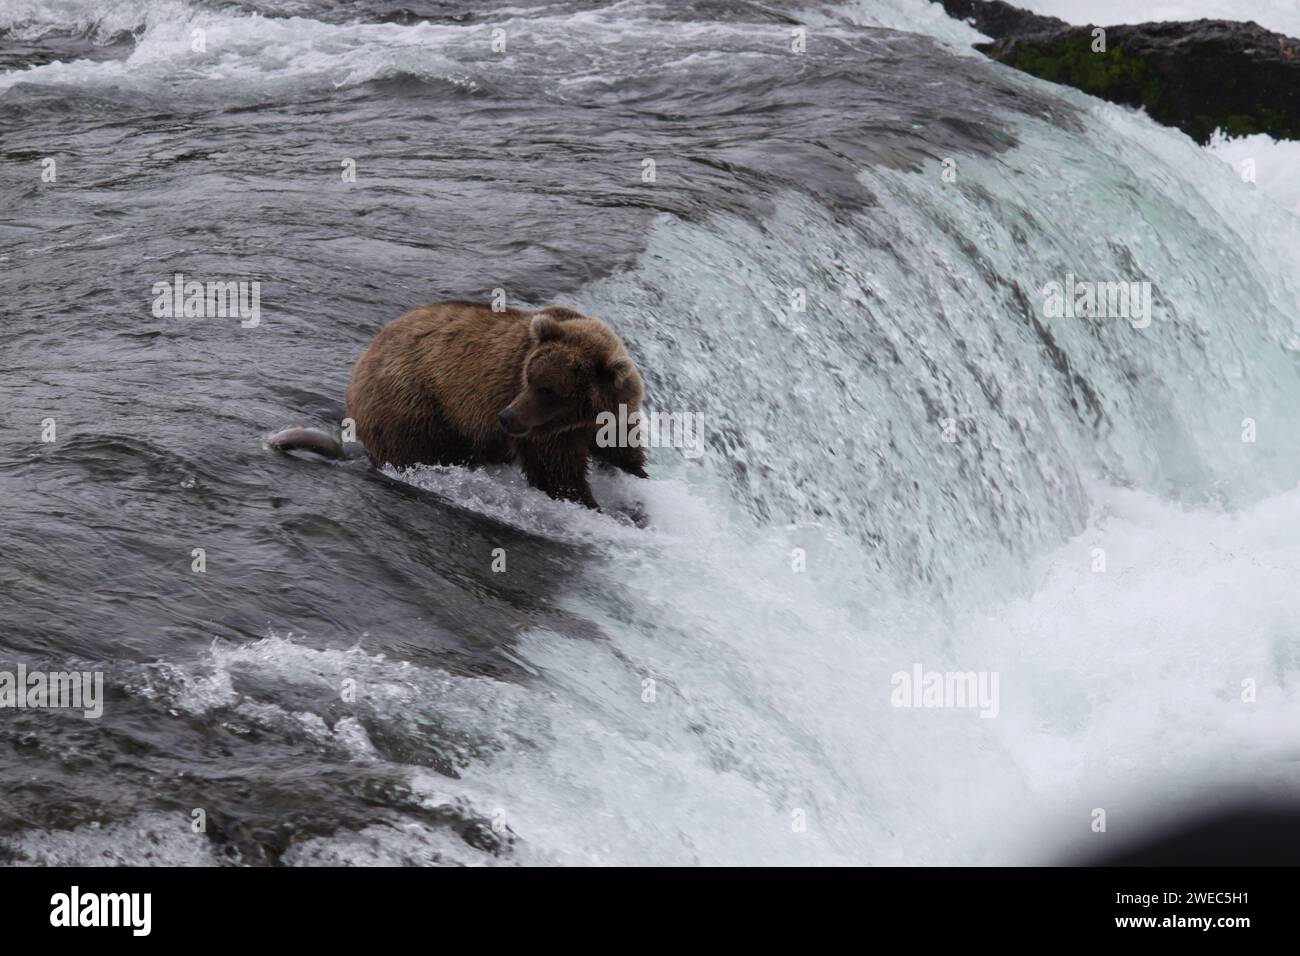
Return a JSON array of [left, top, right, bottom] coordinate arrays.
[[938, 0, 1300, 143]]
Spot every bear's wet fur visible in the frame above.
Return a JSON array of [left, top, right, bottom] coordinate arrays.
[[345, 301, 648, 508]]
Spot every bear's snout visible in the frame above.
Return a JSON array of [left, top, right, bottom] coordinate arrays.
[[499, 406, 529, 438]]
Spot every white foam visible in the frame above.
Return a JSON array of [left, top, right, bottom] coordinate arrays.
[[0, 2, 875, 97], [382, 461, 664, 544], [1205, 131, 1300, 217], [372, 474, 1300, 864], [0, 0, 186, 40], [0, 5, 480, 96], [826, 0, 988, 48], [0, 0, 990, 99], [9, 811, 219, 866]]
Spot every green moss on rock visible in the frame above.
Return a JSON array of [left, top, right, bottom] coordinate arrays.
[[999, 39, 1169, 116], [979, 19, 1300, 145]]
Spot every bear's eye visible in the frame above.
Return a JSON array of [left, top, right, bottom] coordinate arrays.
[[540, 373, 574, 396]]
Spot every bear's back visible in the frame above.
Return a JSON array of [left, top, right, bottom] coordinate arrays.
[[347, 302, 531, 466]]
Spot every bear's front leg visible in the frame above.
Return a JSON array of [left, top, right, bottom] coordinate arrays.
[[519, 438, 599, 509], [591, 436, 648, 479]]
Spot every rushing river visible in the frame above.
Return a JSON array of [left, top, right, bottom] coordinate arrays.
[[2, 0, 1299, 865]]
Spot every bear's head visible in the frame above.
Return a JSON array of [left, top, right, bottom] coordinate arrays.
[[498, 311, 643, 439]]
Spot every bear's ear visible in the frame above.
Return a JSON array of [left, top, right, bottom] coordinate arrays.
[[530, 314, 562, 343], [538, 306, 585, 322], [605, 356, 638, 388]]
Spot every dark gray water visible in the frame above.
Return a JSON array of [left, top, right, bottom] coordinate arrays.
[[3, 0, 1300, 865]]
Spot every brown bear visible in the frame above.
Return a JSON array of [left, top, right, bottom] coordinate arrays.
[[338, 301, 648, 508]]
